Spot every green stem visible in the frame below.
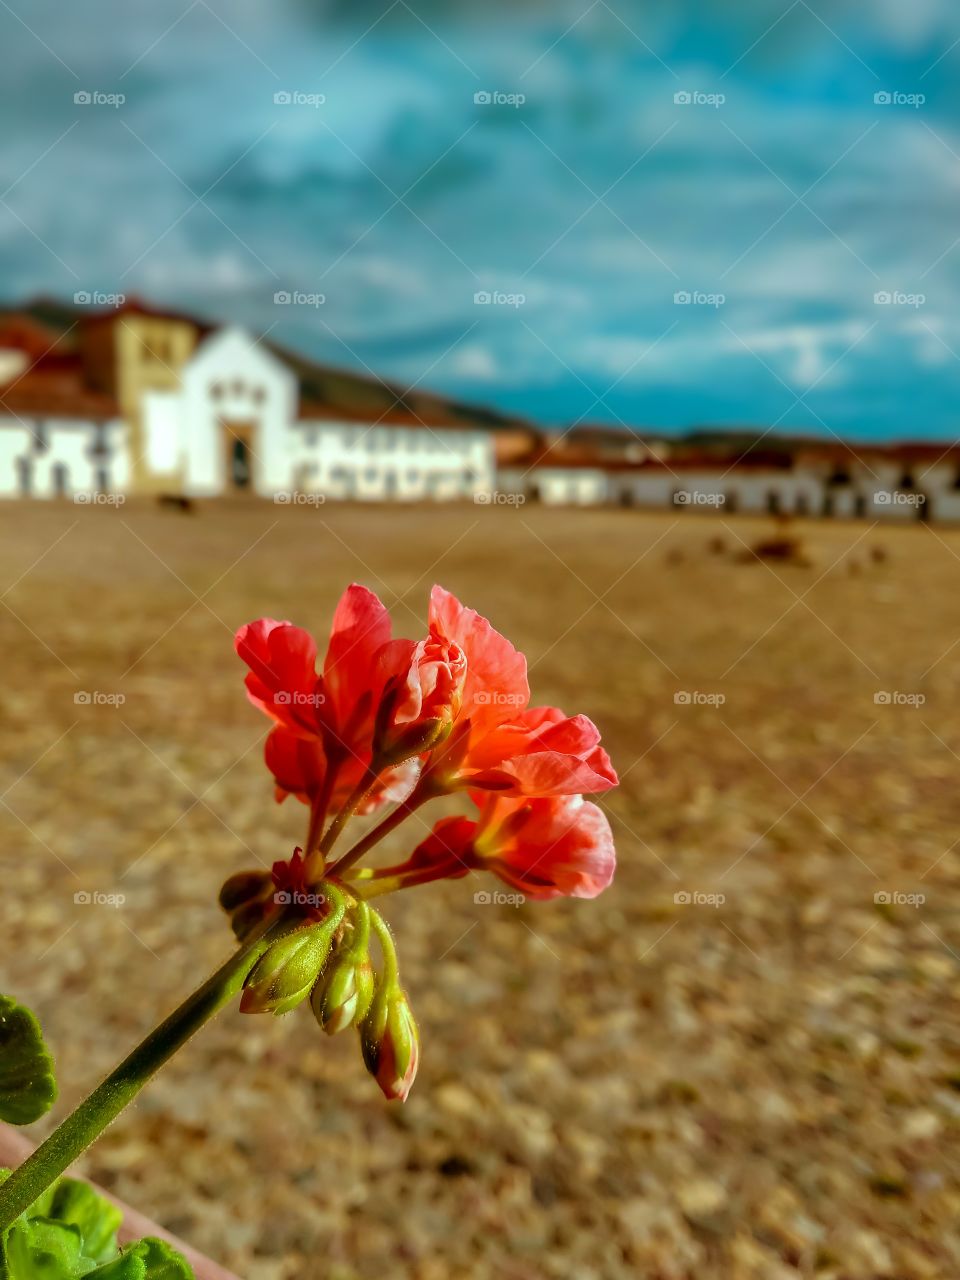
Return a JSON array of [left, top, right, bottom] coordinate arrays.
[[352, 866, 455, 899], [304, 766, 378, 880], [368, 908, 400, 985], [326, 788, 432, 881], [305, 752, 342, 863], [0, 916, 287, 1230]]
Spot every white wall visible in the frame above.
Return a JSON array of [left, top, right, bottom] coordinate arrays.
[[290, 422, 494, 502], [178, 328, 298, 497], [0, 419, 34, 496], [532, 468, 607, 505], [143, 390, 182, 475], [0, 418, 127, 499]]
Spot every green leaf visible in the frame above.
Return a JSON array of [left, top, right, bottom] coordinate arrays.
[[123, 1239, 193, 1280], [0, 1177, 194, 1280], [4, 1218, 85, 1279], [0, 996, 57, 1125], [41, 1181, 122, 1266], [88, 1255, 146, 1280]]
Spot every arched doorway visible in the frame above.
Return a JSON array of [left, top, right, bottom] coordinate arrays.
[[231, 438, 250, 489], [221, 422, 255, 493]]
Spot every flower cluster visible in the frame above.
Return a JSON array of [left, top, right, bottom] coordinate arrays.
[[224, 585, 618, 1100]]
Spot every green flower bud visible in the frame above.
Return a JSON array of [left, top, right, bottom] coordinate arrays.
[[310, 900, 374, 1034], [359, 984, 419, 1101], [241, 889, 345, 1016], [312, 952, 375, 1035]]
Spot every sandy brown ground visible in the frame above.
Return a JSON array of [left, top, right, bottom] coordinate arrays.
[[0, 500, 958, 1279]]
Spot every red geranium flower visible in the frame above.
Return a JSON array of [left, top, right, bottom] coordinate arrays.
[[237, 585, 419, 817], [409, 792, 616, 900], [422, 587, 617, 797], [235, 618, 322, 738]]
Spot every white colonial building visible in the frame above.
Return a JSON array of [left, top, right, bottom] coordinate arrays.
[[0, 308, 495, 503], [503, 445, 960, 523]]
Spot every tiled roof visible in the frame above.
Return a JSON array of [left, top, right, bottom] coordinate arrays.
[[0, 370, 119, 420]]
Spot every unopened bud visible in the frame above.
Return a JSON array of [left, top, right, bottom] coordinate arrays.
[[373, 636, 466, 766], [359, 984, 419, 1102], [219, 869, 274, 941], [241, 889, 345, 1015], [310, 900, 374, 1034], [312, 952, 375, 1034]]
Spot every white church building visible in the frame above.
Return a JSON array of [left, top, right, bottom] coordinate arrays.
[[140, 329, 492, 502], [0, 304, 495, 503]]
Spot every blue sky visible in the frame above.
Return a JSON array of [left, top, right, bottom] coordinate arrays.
[[1, 0, 959, 438]]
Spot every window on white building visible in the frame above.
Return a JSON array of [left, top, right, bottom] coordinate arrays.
[[91, 422, 108, 457]]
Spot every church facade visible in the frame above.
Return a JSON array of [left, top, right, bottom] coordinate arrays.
[[0, 304, 495, 502]]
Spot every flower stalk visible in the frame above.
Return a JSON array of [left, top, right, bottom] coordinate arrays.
[[0, 913, 289, 1231]]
